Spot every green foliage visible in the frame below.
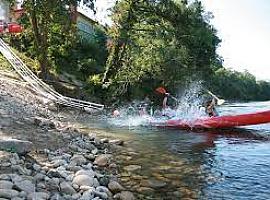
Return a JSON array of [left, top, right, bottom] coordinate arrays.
[[103, 0, 221, 101], [5, 0, 270, 103], [208, 68, 270, 101], [0, 54, 12, 70]]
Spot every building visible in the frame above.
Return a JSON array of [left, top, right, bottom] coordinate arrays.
[[76, 11, 99, 42], [0, 1, 101, 37]]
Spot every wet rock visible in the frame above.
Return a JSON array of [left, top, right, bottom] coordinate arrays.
[[0, 139, 33, 155], [109, 139, 124, 146], [108, 181, 124, 193], [0, 189, 19, 199], [14, 179, 35, 193], [136, 187, 154, 194], [0, 180, 13, 189], [27, 192, 50, 200], [60, 181, 76, 195], [141, 179, 167, 189], [72, 175, 94, 187], [123, 165, 141, 172], [113, 191, 135, 200], [94, 154, 110, 167]]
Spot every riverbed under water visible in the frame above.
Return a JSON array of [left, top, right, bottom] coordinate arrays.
[[74, 101, 270, 199]]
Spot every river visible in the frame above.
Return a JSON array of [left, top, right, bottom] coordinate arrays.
[[75, 101, 270, 199]]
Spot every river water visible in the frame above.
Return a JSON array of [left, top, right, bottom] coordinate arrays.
[[77, 101, 270, 199]]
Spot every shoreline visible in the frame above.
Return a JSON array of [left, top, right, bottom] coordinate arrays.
[[0, 70, 135, 200]]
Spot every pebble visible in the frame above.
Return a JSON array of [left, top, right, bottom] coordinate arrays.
[[123, 165, 142, 172]]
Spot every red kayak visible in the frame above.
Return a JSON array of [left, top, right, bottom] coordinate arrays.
[[150, 110, 270, 129]]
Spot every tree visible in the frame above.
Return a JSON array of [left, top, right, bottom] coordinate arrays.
[[103, 0, 221, 101], [21, 0, 96, 79]]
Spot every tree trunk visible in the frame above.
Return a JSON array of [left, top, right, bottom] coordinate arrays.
[[29, 0, 49, 80]]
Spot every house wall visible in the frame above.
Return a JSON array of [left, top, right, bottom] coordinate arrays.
[[77, 13, 97, 42]]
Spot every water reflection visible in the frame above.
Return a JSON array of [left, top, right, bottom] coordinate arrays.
[[67, 102, 270, 199]]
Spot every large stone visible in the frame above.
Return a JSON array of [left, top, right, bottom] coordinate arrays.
[[141, 179, 167, 189], [0, 139, 33, 154], [0, 189, 19, 199], [0, 180, 13, 189], [93, 154, 110, 167], [108, 181, 124, 193], [14, 180, 35, 193], [72, 175, 94, 187], [113, 191, 135, 200], [60, 181, 76, 195]]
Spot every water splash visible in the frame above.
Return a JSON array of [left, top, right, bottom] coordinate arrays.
[[107, 81, 207, 127], [175, 81, 206, 121]]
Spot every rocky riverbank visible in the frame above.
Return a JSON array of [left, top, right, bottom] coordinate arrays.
[[0, 70, 135, 200]]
